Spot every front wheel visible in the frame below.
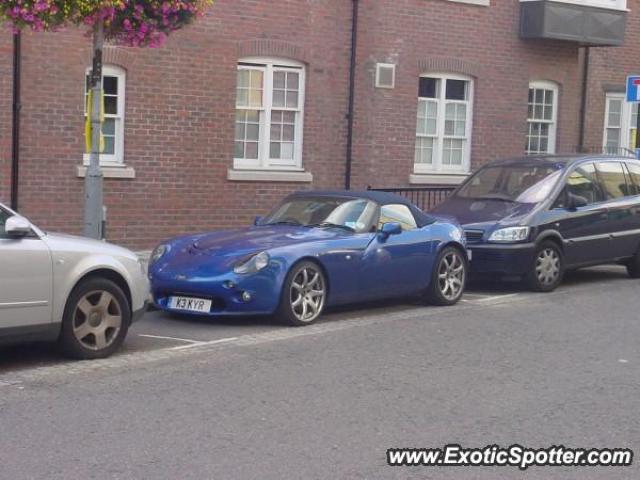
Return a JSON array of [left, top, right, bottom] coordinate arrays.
[[58, 277, 131, 359], [425, 246, 467, 306], [276, 261, 327, 326], [525, 241, 564, 292]]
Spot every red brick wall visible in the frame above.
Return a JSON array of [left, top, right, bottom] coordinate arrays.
[[1, 0, 352, 249], [350, 0, 581, 189], [1, 0, 636, 250], [583, 4, 640, 151]]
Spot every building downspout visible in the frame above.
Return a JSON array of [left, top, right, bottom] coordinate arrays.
[[10, 31, 21, 211], [578, 46, 590, 153], [345, 0, 359, 190]]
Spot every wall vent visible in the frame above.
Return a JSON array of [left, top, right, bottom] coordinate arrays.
[[375, 63, 396, 89]]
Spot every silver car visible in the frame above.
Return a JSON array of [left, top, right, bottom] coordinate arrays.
[[0, 203, 149, 359]]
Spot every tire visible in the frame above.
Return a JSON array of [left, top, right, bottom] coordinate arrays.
[[58, 277, 131, 359], [525, 241, 564, 292], [627, 247, 640, 278], [425, 246, 467, 306], [275, 261, 327, 326]]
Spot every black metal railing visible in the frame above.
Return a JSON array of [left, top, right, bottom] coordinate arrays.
[[367, 185, 456, 211], [572, 145, 637, 157]]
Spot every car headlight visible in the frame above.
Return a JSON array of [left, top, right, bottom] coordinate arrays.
[[234, 252, 270, 274], [488, 226, 530, 243], [150, 244, 169, 264]]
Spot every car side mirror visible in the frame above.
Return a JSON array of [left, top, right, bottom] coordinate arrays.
[[5, 215, 32, 237], [254, 216, 263, 226], [567, 193, 588, 210], [379, 222, 402, 239]]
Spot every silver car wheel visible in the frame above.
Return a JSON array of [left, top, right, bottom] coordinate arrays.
[[536, 247, 561, 286], [72, 290, 123, 351], [290, 266, 325, 323], [437, 251, 465, 301]]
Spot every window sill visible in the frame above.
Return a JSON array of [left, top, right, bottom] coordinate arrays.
[[447, 0, 490, 6], [410, 173, 468, 185], [76, 165, 136, 179], [227, 169, 313, 183]]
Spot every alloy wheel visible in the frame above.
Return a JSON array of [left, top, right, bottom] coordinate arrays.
[[535, 247, 561, 286], [290, 266, 326, 323], [437, 251, 465, 301], [72, 290, 123, 351]]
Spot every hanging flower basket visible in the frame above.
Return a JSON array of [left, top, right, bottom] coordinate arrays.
[[1, 0, 213, 47]]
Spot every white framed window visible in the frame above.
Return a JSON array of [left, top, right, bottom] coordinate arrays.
[[414, 73, 474, 174], [234, 58, 305, 171], [526, 81, 558, 155], [603, 93, 638, 153], [83, 65, 126, 166]]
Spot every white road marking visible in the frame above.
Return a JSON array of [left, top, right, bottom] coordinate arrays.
[[138, 334, 200, 344], [474, 293, 520, 303], [0, 287, 577, 386], [170, 337, 239, 351]]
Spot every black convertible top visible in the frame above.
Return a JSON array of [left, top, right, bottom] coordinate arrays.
[[287, 190, 436, 227]]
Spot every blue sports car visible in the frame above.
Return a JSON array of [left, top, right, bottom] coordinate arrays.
[[148, 191, 467, 326]]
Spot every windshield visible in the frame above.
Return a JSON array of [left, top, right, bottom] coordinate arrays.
[[456, 165, 563, 204], [260, 197, 377, 233]]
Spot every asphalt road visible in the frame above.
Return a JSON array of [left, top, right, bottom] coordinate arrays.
[[0, 266, 638, 479]]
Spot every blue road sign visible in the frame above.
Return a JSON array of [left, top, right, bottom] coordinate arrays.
[[626, 76, 640, 102]]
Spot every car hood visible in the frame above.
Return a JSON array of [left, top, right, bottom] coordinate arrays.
[[188, 225, 350, 253], [155, 225, 353, 275], [42, 232, 138, 260], [431, 196, 536, 228]]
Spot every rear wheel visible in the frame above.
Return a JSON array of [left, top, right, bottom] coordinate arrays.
[[276, 261, 326, 326], [58, 277, 130, 359], [425, 247, 467, 306], [626, 247, 640, 278], [525, 241, 563, 292]]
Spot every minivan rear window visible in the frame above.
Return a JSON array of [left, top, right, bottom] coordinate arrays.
[[596, 162, 628, 199], [456, 165, 563, 204], [627, 162, 640, 196]]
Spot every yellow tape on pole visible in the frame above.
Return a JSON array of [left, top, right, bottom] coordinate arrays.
[[85, 90, 92, 154], [84, 89, 106, 153]]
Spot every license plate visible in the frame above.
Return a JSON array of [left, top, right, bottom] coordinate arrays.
[[169, 296, 212, 313]]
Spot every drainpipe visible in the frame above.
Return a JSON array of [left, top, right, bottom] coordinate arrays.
[[10, 31, 21, 211], [577, 46, 590, 153], [345, 0, 359, 190]]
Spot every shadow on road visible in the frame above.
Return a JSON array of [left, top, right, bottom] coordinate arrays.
[[1, 265, 633, 375]]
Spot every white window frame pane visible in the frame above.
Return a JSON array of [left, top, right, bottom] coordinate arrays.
[[415, 73, 473, 174], [83, 65, 126, 166], [603, 93, 638, 153], [234, 58, 305, 171], [235, 65, 266, 169], [526, 81, 558, 155], [236, 66, 264, 109]]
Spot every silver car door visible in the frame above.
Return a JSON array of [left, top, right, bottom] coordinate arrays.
[[0, 209, 53, 328]]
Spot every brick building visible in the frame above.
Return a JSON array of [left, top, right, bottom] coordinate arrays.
[[0, 0, 636, 249]]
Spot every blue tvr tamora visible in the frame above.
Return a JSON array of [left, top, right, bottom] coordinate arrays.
[[148, 191, 468, 326]]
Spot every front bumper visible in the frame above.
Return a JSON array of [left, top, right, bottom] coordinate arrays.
[[467, 242, 535, 277], [150, 271, 283, 317], [131, 300, 149, 323]]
